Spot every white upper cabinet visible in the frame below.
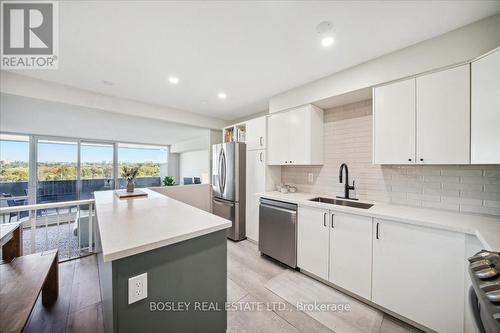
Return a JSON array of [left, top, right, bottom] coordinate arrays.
[[267, 111, 289, 165], [471, 49, 500, 164], [267, 104, 323, 165], [416, 64, 470, 164], [246, 116, 267, 151], [373, 64, 470, 165], [373, 78, 416, 164]]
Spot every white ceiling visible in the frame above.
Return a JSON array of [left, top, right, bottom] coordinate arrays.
[[12, 1, 500, 121]]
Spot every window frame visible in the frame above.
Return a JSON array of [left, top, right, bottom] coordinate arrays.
[[0, 131, 169, 204]]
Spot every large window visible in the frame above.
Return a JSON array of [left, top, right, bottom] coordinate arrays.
[[0, 133, 169, 205], [0, 134, 29, 182], [37, 140, 78, 203], [118, 143, 168, 188], [80, 142, 114, 199], [0, 134, 30, 208]]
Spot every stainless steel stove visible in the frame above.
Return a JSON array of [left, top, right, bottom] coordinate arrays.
[[468, 250, 500, 333]]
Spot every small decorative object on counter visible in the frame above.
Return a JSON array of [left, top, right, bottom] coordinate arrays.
[[122, 166, 140, 192], [163, 176, 176, 186], [276, 184, 296, 194]]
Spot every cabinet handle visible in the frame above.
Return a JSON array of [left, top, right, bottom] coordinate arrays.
[[289, 161, 292, 163], [331, 214, 334, 228], [376, 222, 380, 240], [259, 152, 263, 162], [259, 136, 263, 146], [323, 213, 327, 227], [408, 158, 412, 162], [420, 158, 424, 162]]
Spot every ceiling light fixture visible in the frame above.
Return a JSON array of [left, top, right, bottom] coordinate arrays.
[[218, 92, 227, 100], [168, 76, 179, 85], [316, 21, 334, 48], [321, 36, 334, 47]]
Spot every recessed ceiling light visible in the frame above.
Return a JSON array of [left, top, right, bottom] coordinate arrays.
[[321, 36, 334, 47], [168, 76, 179, 85], [218, 92, 227, 100]]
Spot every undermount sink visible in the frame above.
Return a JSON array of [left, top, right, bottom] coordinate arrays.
[[309, 197, 374, 209]]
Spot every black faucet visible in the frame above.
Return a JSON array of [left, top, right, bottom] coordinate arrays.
[[337, 163, 357, 200]]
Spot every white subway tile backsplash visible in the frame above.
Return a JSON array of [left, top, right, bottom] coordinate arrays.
[[443, 183, 484, 192], [422, 201, 460, 211], [442, 196, 483, 206], [441, 168, 483, 176], [461, 191, 500, 201], [423, 175, 460, 184], [407, 193, 441, 202], [462, 176, 500, 185], [485, 200, 500, 208], [461, 205, 500, 216], [281, 99, 500, 217], [484, 184, 500, 193]]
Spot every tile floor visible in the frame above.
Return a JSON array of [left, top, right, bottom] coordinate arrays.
[[25, 240, 422, 333]]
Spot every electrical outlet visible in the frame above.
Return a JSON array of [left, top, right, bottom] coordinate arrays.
[[307, 173, 314, 184], [128, 272, 148, 304]]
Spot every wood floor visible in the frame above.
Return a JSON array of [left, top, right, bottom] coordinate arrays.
[[25, 240, 421, 333]]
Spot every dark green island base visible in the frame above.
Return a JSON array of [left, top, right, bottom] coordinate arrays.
[[97, 229, 227, 333]]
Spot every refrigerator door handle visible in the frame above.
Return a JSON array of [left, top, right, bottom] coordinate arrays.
[[217, 150, 224, 195], [213, 198, 235, 207], [221, 149, 227, 194]]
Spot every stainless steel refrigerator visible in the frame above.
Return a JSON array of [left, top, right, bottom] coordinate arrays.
[[212, 142, 246, 241]]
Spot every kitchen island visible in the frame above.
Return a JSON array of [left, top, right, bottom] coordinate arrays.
[[94, 189, 231, 333]]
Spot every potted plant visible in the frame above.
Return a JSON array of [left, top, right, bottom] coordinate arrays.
[[122, 166, 140, 192], [163, 176, 176, 186]]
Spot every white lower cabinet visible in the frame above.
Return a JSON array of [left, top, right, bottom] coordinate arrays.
[[297, 206, 373, 297], [297, 206, 468, 333], [372, 219, 465, 333], [297, 206, 330, 280], [329, 213, 372, 299]]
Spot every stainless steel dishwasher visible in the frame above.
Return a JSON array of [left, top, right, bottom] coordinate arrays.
[[259, 198, 297, 268]]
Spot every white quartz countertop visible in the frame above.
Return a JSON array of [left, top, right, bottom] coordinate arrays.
[[0, 222, 21, 246], [258, 191, 500, 252], [94, 189, 231, 262]]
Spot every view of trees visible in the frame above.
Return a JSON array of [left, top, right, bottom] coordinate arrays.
[[0, 161, 29, 182], [0, 161, 161, 182]]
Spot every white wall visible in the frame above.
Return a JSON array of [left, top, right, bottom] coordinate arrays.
[[179, 150, 210, 184], [167, 153, 180, 184], [170, 134, 210, 153], [0, 93, 206, 145], [0, 72, 229, 129], [270, 14, 500, 112], [149, 184, 212, 212]]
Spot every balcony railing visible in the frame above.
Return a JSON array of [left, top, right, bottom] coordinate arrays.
[[0, 199, 95, 261]]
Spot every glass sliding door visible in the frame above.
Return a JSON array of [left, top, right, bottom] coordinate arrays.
[[0, 134, 30, 220], [118, 143, 168, 188], [37, 139, 78, 204], [80, 142, 114, 199]]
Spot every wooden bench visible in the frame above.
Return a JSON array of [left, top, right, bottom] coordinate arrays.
[[0, 250, 59, 333]]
